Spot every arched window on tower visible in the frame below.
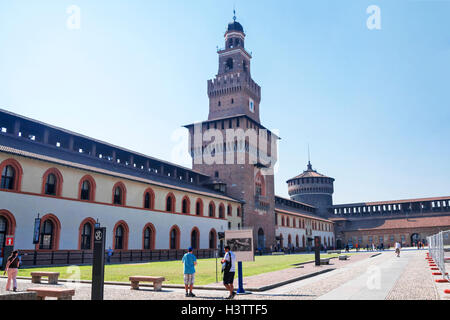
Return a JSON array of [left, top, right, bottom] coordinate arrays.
[[225, 58, 233, 71], [228, 38, 233, 49], [255, 171, 266, 197]]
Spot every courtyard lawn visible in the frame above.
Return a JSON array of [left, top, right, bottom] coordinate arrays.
[[17, 253, 344, 285]]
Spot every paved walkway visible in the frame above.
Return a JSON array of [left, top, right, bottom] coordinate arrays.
[[0, 250, 445, 300]]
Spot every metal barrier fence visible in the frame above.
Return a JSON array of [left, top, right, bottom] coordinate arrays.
[[427, 230, 450, 281]]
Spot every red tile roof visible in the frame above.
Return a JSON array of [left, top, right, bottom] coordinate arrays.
[[343, 215, 450, 231], [334, 196, 450, 207]]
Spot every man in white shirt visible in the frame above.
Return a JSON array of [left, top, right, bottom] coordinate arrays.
[[395, 242, 401, 257], [221, 245, 236, 299]]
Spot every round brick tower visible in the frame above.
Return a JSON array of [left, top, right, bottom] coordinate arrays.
[[287, 161, 334, 217]]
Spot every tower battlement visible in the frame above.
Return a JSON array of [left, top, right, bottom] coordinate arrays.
[[207, 74, 261, 100]]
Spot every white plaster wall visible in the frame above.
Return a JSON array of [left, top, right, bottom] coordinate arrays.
[[0, 191, 227, 250]]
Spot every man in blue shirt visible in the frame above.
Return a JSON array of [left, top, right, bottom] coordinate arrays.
[[182, 247, 197, 297]]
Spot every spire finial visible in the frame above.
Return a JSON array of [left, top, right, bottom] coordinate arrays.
[[308, 143, 311, 163], [307, 144, 312, 170], [233, 9, 236, 22]]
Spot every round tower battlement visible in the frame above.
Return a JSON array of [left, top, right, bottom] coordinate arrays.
[[287, 161, 334, 217]]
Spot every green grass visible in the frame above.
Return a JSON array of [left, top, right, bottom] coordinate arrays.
[[17, 253, 343, 285]]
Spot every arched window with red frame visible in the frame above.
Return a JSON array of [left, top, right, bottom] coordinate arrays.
[[195, 199, 203, 216], [208, 201, 216, 218], [37, 214, 61, 251], [0, 159, 23, 191], [191, 227, 200, 249], [78, 217, 96, 250], [113, 220, 129, 250], [166, 193, 176, 213], [42, 168, 63, 196], [218, 203, 225, 219], [143, 188, 155, 209], [112, 182, 126, 205], [78, 175, 96, 201], [209, 228, 217, 249], [169, 225, 180, 250], [182, 196, 191, 214], [142, 223, 156, 250], [227, 204, 232, 217]]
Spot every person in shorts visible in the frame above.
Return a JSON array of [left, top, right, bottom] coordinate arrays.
[[182, 247, 197, 297], [395, 242, 401, 257], [221, 245, 236, 299], [4, 250, 20, 292]]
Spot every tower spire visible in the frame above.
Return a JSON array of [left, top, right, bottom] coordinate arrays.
[[307, 144, 313, 170], [233, 8, 236, 22]]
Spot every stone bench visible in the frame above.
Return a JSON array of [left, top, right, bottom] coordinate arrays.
[[27, 287, 75, 300], [129, 276, 165, 291], [272, 252, 285, 255], [31, 272, 60, 284], [320, 258, 330, 265], [327, 250, 341, 254], [339, 255, 349, 260]]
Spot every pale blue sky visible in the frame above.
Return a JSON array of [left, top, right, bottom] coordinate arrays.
[[0, 0, 449, 204]]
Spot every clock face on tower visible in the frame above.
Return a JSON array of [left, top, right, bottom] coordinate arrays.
[[249, 98, 255, 113]]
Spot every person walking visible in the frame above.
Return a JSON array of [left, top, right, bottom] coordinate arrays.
[[181, 247, 197, 297], [395, 241, 401, 257], [221, 245, 236, 300], [107, 247, 113, 264], [4, 250, 20, 292]]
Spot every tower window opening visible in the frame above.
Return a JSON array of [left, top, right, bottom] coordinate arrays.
[[225, 58, 233, 71]]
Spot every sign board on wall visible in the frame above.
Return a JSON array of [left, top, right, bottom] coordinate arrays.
[[5, 236, 14, 247], [225, 229, 254, 262], [33, 218, 41, 244]]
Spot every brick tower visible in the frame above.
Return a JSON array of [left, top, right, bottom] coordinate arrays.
[[287, 161, 335, 218], [185, 15, 278, 250]]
